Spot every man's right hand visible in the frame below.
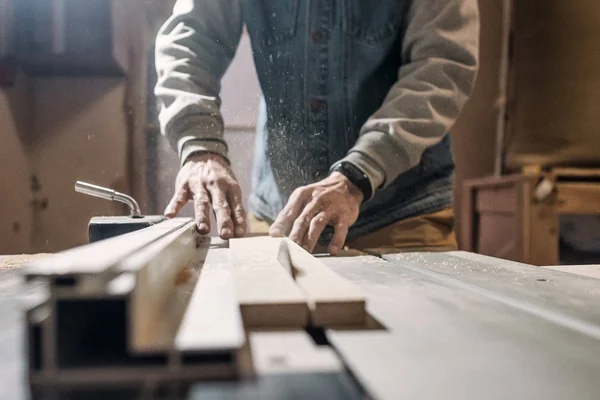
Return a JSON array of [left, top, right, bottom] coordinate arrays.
[[164, 153, 246, 239]]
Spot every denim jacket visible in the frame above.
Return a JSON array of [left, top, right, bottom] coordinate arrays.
[[155, 0, 479, 239]]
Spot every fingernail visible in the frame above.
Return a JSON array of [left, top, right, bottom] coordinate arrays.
[[270, 228, 282, 237], [197, 223, 209, 233], [330, 245, 339, 255], [221, 228, 232, 238]]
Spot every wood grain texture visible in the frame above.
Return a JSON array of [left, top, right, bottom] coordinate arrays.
[[231, 237, 366, 326], [285, 239, 366, 326], [175, 248, 245, 352], [229, 238, 309, 328], [122, 220, 197, 352], [556, 183, 600, 215], [24, 218, 191, 279]]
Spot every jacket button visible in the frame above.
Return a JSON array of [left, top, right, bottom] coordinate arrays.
[[311, 31, 329, 43], [308, 99, 327, 112]]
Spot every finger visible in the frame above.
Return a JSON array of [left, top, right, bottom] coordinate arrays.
[[303, 211, 330, 252], [164, 183, 191, 217], [228, 185, 246, 237], [207, 183, 234, 239], [289, 198, 324, 247], [270, 188, 311, 237], [193, 188, 212, 235], [328, 222, 349, 256]]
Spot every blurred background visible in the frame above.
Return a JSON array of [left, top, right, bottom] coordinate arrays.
[[1, 0, 600, 266]]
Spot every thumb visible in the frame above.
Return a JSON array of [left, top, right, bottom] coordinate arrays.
[[164, 184, 191, 218]]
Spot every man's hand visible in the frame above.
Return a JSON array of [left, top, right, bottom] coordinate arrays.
[[269, 172, 363, 255], [165, 153, 246, 239]]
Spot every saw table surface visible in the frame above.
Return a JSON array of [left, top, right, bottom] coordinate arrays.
[[1, 250, 600, 399]]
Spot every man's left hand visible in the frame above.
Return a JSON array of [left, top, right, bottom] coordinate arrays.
[[269, 172, 363, 255]]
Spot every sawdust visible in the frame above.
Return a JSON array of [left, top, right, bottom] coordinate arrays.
[[0, 254, 52, 270]]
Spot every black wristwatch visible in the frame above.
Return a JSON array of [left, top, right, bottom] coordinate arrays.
[[331, 161, 373, 202]]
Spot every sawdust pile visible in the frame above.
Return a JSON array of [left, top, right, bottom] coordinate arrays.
[[0, 254, 52, 270]]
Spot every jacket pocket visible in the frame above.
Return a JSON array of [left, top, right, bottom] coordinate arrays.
[[342, 0, 407, 45], [243, 0, 301, 48]]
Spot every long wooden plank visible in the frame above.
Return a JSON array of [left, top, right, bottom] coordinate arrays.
[[175, 248, 245, 352], [229, 238, 309, 327], [231, 237, 365, 326], [119, 220, 198, 352], [23, 218, 192, 279], [285, 238, 366, 325]]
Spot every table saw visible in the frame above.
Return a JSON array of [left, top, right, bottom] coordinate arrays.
[[1, 217, 600, 400]]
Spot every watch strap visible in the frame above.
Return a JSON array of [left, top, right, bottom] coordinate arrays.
[[331, 161, 373, 202]]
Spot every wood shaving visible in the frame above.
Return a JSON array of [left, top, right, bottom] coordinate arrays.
[[0, 254, 52, 270]]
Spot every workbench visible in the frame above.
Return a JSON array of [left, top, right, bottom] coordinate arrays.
[[2, 245, 600, 400]]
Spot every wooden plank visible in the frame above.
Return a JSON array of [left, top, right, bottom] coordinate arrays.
[[230, 237, 366, 326], [0, 254, 51, 270], [229, 238, 309, 328], [23, 218, 191, 279], [175, 248, 245, 353], [460, 174, 528, 189], [556, 183, 600, 215], [119, 220, 198, 352], [285, 239, 366, 326], [553, 167, 600, 180]]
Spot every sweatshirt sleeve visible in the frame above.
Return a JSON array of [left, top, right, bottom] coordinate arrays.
[[336, 0, 480, 197], [154, 0, 243, 165]]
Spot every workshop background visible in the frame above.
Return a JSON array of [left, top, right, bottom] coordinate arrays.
[[1, 0, 599, 266]]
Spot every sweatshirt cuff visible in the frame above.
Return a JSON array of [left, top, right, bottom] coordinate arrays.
[[179, 137, 229, 167], [345, 131, 413, 190]]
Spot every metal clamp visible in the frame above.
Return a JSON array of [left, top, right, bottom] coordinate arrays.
[[75, 181, 142, 217]]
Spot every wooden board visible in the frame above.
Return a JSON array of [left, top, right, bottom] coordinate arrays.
[[175, 248, 245, 353], [285, 239, 366, 325], [230, 237, 365, 326], [24, 218, 192, 279], [119, 220, 197, 352], [229, 238, 309, 328], [556, 183, 600, 215]]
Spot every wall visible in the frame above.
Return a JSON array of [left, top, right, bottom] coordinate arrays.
[[28, 78, 130, 251], [0, 76, 132, 254], [0, 74, 33, 254]]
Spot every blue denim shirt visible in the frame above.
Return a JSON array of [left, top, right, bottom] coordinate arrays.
[[155, 0, 479, 239]]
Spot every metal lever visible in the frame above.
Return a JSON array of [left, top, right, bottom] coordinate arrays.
[[75, 181, 142, 217]]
